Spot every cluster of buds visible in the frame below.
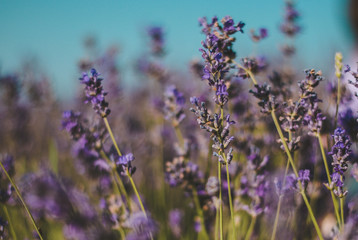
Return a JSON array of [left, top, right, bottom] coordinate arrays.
[[199, 16, 245, 61], [163, 85, 186, 127], [190, 97, 235, 164], [79, 68, 110, 118], [280, 1, 300, 37], [236, 147, 269, 217], [298, 69, 325, 136], [327, 128, 352, 198], [237, 57, 267, 80], [249, 83, 279, 114]]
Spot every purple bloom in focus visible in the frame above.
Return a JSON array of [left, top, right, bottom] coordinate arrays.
[[328, 127, 352, 197], [79, 68, 110, 118]]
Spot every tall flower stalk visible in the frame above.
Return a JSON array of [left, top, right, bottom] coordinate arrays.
[[78, 68, 152, 238]]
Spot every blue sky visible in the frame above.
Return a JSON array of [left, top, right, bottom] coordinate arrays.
[[0, 0, 353, 99]]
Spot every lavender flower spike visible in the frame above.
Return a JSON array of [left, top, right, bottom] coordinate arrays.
[[79, 68, 110, 118]]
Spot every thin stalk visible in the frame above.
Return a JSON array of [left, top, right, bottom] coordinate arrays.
[[271, 159, 290, 240], [127, 171, 147, 217], [317, 134, 341, 228], [218, 161, 223, 240], [2, 205, 17, 240], [192, 188, 210, 240], [118, 227, 126, 240], [244, 216, 256, 240], [219, 105, 236, 240], [271, 111, 323, 240], [340, 197, 344, 229], [215, 204, 219, 240], [103, 117, 122, 156], [0, 162, 43, 240], [223, 154, 236, 240], [174, 125, 185, 149]]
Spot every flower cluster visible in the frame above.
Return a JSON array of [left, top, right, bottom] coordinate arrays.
[[328, 128, 352, 197], [280, 1, 300, 37], [250, 28, 268, 42], [79, 68, 110, 118], [237, 57, 267, 80], [199, 16, 244, 106], [147, 26, 165, 56], [299, 69, 326, 136], [190, 97, 235, 164], [163, 85, 186, 127], [249, 83, 278, 114], [165, 156, 205, 193], [62, 110, 107, 175], [123, 212, 157, 240], [236, 147, 269, 217], [116, 153, 136, 176], [286, 169, 311, 191]]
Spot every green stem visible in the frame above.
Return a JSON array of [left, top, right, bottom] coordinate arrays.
[[215, 203, 219, 240], [103, 117, 122, 156], [244, 216, 256, 240], [340, 197, 344, 230], [127, 171, 147, 216], [223, 154, 236, 240], [317, 134, 341, 228], [192, 188, 210, 240], [271, 111, 324, 240], [0, 162, 43, 240], [2, 205, 17, 240], [271, 159, 290, 240], [218, 161, 223, 240], [174, 125, 185, 150]]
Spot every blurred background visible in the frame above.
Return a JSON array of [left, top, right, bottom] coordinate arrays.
[[0, 0, 354, 99]]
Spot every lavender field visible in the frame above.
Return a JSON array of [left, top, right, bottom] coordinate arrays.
[[1, 1, 358, 239]]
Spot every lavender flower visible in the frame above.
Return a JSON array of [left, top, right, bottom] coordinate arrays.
[[237, 57, 267, 79], [328, 127, 352, 197], [124, 212, 157, 240], [165, 156, 204, 192], [280, 1, 300, 37], [286, 169, 311, 190], [236, 147, 269, 217], [116, 153, 136, 176], [79, 68, 110, 118], [249, 83, 278, 114], [190, 97, 235, 164], [147, 26, 165, 56], [299, 69, 326, 136], [62, 110, 84, 140], [250, 28, 268, 42], [164, 85, 186, 126]]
